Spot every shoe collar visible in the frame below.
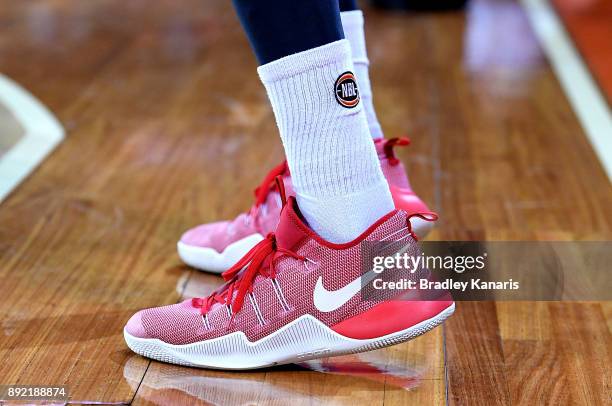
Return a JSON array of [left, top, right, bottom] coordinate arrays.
[[275, 196, 400, 252]]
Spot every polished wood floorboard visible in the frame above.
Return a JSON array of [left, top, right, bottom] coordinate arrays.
[[0, 0, 610, 405]]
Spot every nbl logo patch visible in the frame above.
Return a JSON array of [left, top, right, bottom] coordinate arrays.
[[334, 71, 360, 108]]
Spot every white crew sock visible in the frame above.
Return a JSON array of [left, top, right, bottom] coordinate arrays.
[[258, 39, 394, 243], [341, 10, 384, 140]]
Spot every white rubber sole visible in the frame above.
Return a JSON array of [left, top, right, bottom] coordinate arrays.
[[124, 302, 454, 370], [177, 233, 264, 274]]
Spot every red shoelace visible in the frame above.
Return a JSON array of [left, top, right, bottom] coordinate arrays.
[[194, 175, 294, 324], [250, 161, 288, 211], [191, 232, 303, 324], [238, 160, 288, 231]]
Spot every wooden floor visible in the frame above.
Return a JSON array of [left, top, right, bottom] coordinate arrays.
[[1, 0, 611, 404]]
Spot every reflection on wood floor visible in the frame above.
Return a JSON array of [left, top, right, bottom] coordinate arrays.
[[0, 0, 610, 405]]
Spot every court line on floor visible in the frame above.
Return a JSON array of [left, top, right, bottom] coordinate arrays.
[[521, 0, 612, 181], [0, 74, 65, 203]]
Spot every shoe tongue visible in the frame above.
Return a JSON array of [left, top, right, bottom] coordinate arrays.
[[275, 197, 309, 251]]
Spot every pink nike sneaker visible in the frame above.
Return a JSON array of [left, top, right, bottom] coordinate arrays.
[[125, 186, 453, 370], [375, 137, 434, 237], [178, 137, 433, 273]]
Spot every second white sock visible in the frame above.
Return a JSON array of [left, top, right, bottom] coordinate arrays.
[[341, 10, 384, 140], [257, 40, 393, 243]]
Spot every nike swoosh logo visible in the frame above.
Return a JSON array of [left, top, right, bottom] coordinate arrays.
[[313, 269, 379, 313], [313, 241, 414, 313]]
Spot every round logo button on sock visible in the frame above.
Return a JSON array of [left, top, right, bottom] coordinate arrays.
[[334, 72, 360, 108]]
